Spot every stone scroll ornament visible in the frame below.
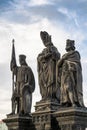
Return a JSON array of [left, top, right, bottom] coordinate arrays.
[[10, 39, 35, 116], [57, 39, 84, 107], [37, 31, 60, 102]]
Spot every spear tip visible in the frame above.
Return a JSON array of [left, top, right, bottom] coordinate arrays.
[[12, 39, 15, 44]]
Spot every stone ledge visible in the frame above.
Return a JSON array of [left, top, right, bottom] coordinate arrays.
[[3, 114, 32, 130], [54, 107, 87, 117], [54, 107, 87, 128], [35, 99, 60, 112]]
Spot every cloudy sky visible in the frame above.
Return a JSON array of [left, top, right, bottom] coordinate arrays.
[[0, 0, 87, 120]]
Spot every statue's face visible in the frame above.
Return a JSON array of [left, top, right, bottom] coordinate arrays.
[[40, 31, 50, 47], [19, 58, 25, 65], [66, 47, 71, 52], [65, 46, 75, 52], [66, 40, 75, 52]]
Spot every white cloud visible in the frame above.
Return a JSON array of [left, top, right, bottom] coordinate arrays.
[[9, 0, 53, 9], [29, 0, 53, 6], [84, 22, 87, 27], [58, 7, 80, 27], [58, 7, 69, 16]]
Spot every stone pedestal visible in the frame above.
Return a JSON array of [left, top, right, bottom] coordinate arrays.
[[32, 100, 60, 130], [3, 103, 87, 130], [35, 99, 59, 111], [3, 114, 33, 130], [54, 107, 87, 130]]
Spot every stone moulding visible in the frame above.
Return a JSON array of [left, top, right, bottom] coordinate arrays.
[[53, 107, 87, 130], [3, 114, 32, 130]]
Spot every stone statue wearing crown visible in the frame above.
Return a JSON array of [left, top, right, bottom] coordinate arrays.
[[57, 39, 84, 107], [10, 42, 35, 116]]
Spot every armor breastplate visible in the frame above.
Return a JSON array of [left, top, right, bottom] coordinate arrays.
[[17, 66, 27, 83]]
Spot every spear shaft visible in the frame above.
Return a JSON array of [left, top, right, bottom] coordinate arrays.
[[11, 39, 16, 95]]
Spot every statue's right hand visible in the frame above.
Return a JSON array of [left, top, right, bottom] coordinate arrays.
[[10, 60, 17, 71]]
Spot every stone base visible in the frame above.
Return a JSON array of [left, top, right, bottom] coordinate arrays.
[[32, 100, 60, 130], [32, 110, 59, 130], [3, 102, 87, 130], [3, 114, 33, 130], [35, 99, 60, 111], [54, 107, 87, 130]]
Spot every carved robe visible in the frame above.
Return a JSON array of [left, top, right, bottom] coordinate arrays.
[[37, 45, 60, 100], [59, 50, 84, 106], [13, 64, 35, 114]]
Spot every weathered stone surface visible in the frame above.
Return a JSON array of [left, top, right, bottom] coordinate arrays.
[[57, 39, 84, 107], [3, 37, 87, 130], [32, 110, 59, 130], [37, 31, 60, 101], [54, 107, 87, 130], [35, 99, 60, 111], [10, 42, 35, 115], [3, 114, 33, 130], [32, 101, 87, 130], [32, 100, 60, 130]]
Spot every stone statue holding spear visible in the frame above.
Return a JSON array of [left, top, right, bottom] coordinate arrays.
[[10, 39, 35, 116]]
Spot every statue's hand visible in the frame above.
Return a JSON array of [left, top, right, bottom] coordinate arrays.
[[45, 52, 52, 59], [24, 83, 29, 86], [57, 59, 63, 67], [12, 91, 19, 100], [62, 54, 67, 60], [38, 55, 45, 61], [23, 83, 33, 93], [10, 60, 17, 71]]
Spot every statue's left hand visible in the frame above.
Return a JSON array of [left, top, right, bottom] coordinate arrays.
[[23, 83, 33, 93]]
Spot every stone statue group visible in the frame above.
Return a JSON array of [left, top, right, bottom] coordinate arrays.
[[10, 31, 84, 116]]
